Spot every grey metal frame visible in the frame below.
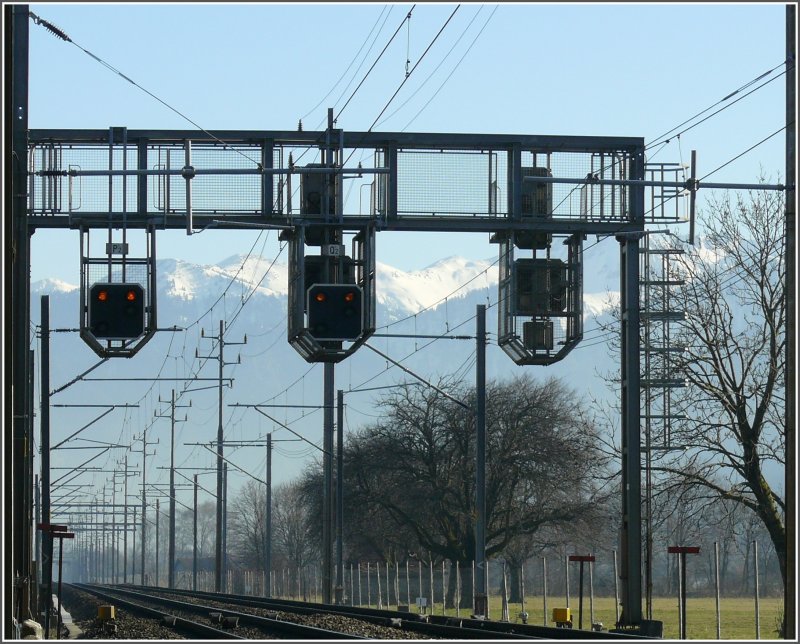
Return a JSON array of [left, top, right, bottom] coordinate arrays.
[[24, 125, 651, 626], [78, 225, 158, 358], [27, 128, 656, 232]]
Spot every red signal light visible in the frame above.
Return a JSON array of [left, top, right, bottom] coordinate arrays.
[[343, 291, 355, 303], [88, 282, 145, 341], [315, 292, 327, 303]]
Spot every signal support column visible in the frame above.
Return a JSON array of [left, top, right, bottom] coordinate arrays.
[[618, 233, 643, 628], [474, 304, 487, 617], [322, 363, 334, 603], [335, 390, 344, 605]]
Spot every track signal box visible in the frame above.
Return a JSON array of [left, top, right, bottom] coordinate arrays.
[[88, 282, 145, 339], [307, 284, 363, 341], [518, 167, 553, 249], [513, 258, 568, 315]]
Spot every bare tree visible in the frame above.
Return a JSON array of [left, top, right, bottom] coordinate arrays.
[[228, 480, 268, 570], [657, 188, 786, 597], [337, 374, 611, 608], [272, 481, 317, 573]]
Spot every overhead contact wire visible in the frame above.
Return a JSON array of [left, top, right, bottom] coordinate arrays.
[[366, 5, 461, 133], [29, 10, 261, 168], [376, 4, 487, 129], [301, 6, 390, 122], [401, 5, 499, 131], [336, 5, 416, 124]]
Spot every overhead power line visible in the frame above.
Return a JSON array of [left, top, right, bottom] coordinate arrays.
[[29, 10, 261, 168], [301, 6, 391, 123], [401, 5, 498, 131], [376, 4, 488, 129], [647, 70, 788, 153], [335, 5, 416, 124], [555, 60, 790, 218], [699, 125, 788, 181], [377, 256, 500, 332], [646, 60, 789, 149], [366, 5, 461, 133]]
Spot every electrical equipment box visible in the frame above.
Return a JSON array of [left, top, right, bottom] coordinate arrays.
[[521, 167, 553, 216], [300, 163, 335, 218], [495, 233, 583, 366], [552, 607, 572, 627], [513, 258, 567, 315], [518, 167, 553, 249], [304, 255, 355, 294], [523, 320, 554, 351]]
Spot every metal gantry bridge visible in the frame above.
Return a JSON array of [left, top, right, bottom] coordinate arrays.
[[18, 118, 686, 627]]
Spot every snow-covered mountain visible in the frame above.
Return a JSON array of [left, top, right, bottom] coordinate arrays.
[[71, 252, 618, 320], [153, 254, 502, 312]]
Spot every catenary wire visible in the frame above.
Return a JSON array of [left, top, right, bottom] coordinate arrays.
[[28, 11, 262, 168], [699, 126, 788, 182], [377, 255, 501, 331], [364, 5, 460, 134], [301, 6, 390, 123], [646, 60, 788, 149], [375, 4, 488, 129], [549, 62, 789, 219], [400, 5, 498, 131], [335, 6, 416, 124]]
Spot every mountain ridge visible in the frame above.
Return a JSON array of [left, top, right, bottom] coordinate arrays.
[[32, 253, 619, 319]]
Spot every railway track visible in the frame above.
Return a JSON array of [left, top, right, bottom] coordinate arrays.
[[72, 583, 369, 639], [110, 583, 658, 639]]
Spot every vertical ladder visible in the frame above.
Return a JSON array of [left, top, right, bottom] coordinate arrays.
[[640, 237, 686, 620]]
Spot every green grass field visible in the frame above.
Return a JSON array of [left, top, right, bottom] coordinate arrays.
[[425, 595, 783, 639]]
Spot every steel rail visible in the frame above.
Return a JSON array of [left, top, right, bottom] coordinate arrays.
[[123, 584, 656, 640], [78, 583, 366, 639], [70, 583, 244, 639]]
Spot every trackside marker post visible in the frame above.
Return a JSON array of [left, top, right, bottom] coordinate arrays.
[[668, 546, 700, 639]]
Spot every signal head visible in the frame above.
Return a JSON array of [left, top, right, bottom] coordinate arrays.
[[307, 284, 363, 341]]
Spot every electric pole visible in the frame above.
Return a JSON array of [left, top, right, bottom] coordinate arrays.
[[197, 320, 245, 592], [10, 7, 32, 633], [156, 389, 190, 589], [117, 460, 137, 583], [123, 457, 128, 583], [222, 463, 228, 589], [322, 363, 334, 603], [784, 4, 795, 639], [335, 390, 344, 605], [39, 296, 53, 632], [474, 304, 487, 617], [193, 475, 198, 592], [155, 498, 160, 586], [119, 457, 137, 584], [265, 434, 272, 598], [132, 425, 158, 585], [111, 477, 117, 582]]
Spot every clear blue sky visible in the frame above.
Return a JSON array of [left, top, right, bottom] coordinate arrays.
[[25, 2, 787, 283]]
